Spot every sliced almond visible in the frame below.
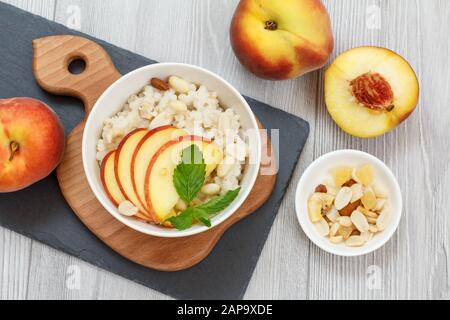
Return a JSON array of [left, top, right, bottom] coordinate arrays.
[[367, 217, 378, 224], [351, 210, 370, 233], [326, 206, 340, 222], [315, 218, 330, 237], [337, 226, 354, 240], [330, 222, 340, 237], [376, 210, 391, 231], [346, 235, 365, 247], [369, 225, 379, 233], [367, 211, 379, 219], [118, 201, 138, 217], [374, 199, 386, 212], [335, 187, 353, 210], [373, 183, 388, 198], [361, 188, 377, 210], [361, 232, 374, 243], [330, 236, 344, 244], [350, 183, 364, 203], [358, 206, 379, 219], [338, 216, 352, 228]]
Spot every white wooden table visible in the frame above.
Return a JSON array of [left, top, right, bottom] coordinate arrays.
[[1, 0, 449, 300]]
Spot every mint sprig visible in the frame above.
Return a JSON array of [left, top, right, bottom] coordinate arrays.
[[196, 188, 241, 213], [167, 145, 241, 231], [173, 145, 206, 204], [167, 189, 241, 230]]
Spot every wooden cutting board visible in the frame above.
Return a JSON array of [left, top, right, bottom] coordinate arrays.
[[32, 35, 277, 272]]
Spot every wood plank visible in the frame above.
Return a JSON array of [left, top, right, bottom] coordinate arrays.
[[0, 230, 30, 300], [0, 0, 56, 300]]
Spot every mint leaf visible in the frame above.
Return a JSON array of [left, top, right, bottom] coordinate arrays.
[[170, 149, 242, 232], [192, 209, 212, 227], [173, 145, 206, 204], [196, 188, 241, 214], [166, 208, 195, 230], [166, 207, 211, 230]]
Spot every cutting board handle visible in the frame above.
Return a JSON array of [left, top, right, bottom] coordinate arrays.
[[33, 35, 121, 113]]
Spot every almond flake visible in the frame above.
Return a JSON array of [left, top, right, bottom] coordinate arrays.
[[351, 210, 370, 233], [335, 187, 353, 210], [118, 201, 138, 217], [315, 218, 330, 237]]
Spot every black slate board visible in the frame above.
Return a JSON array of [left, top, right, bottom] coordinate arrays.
[[0, 2, 309, 300]]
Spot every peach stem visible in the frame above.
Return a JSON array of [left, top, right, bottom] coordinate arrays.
[[9, 141, 19, 161], [264, 20, 278, 31]]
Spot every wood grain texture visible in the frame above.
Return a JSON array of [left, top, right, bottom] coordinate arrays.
[[0, 0, 449, 299]]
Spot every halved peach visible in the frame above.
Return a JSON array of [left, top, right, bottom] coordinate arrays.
[[100, 151, 149, 221], [114, 129, 151, 217], [325, 46, 419, 138], [131, 126, 187, 211], [144, 136, 222, 224]]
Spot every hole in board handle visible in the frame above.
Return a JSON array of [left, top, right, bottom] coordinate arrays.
[[68, 58, 86, 75]]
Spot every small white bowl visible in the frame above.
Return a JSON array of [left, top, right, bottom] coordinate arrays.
[[295, 150, 402, 256], [82, 63, 261, 238]]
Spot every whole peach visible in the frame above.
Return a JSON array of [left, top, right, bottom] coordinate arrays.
[[230, 0, 334, 80], [0, 98, 65, 192]]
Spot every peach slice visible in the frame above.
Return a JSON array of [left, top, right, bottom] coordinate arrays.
[[100, 151, 148, 221], [325, 46, 419, 138], [131, 126, 187, 211], [115, 129, 151, 217], [144, 136, 222, 224]]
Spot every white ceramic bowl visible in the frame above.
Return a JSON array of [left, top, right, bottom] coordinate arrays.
[[295, 150, 402, 256], [82, 63, 261, 238]]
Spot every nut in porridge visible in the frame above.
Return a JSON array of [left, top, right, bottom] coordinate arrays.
[[150, 78, 170, 91]]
